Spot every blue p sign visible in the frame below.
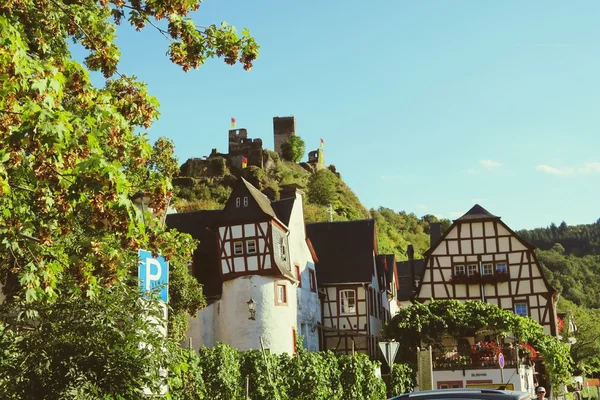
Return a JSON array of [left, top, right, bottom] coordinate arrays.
[[138, 249, 169, 303]]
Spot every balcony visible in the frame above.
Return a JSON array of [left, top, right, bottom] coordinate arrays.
[[433, 343, 519, 371]]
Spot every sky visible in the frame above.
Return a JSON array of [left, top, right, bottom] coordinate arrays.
[[77, 0, 600, 230]]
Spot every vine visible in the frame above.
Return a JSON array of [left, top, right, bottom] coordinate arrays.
[[383, 300, 572, 387]]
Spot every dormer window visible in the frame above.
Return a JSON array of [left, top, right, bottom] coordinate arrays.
[[279, 237, 287, 261], [243, 196, 248, 207], [235, 197, 241, 208]]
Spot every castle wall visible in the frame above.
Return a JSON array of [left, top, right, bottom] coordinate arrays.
[[228, 129, 264, 168]]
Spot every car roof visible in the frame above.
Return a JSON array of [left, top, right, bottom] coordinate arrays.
[[390, 388, 532, 400]]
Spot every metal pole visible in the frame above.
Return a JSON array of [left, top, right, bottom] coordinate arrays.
[[352, 339, 355, 356], [188, 337, 192, 349], [245, 376, 250, 400], [259, 337, 279, 400]]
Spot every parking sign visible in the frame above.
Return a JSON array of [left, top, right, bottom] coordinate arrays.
[[138, 249, 169, 303]]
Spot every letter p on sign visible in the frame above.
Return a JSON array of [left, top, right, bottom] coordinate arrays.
[[138, 249, 169, 303]]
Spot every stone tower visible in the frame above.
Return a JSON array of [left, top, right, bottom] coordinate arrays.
[[273, 116, 296, 157]]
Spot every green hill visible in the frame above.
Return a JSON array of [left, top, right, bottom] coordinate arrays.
[[171, 150, 451, 260]]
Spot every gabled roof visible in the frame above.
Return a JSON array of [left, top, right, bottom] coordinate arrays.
[[218, 178, 286, 228], [165, 210, 223, 299], [396, 259, 425, 301], [306, 219, 376, 285], [455, 204, 499, 222], [425, 204, 535, 257], [377, 254, 396, 290]]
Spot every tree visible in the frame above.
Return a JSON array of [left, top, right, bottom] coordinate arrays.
[[559, 299, 600, 375], [307, 169, 338, 206], [0, 282, 173, 399], [281, 134, 306, 162], [0, 0, 258, 395], [0, 1, 257, 302]]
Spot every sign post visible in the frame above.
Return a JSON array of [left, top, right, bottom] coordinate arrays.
[[498, 352, 505, 384], [417, 346, 434, 391], [378, 341, 400, 373], [138, 249, 169, 396]]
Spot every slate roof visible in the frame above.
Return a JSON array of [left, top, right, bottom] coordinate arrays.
[[165, 210, 223, 299], [396, 259, 425, 301], [306, 219, 376, 285], [271, 197, 295, 226], [241, 178, 279, 220], [455, 204, 499, 222]]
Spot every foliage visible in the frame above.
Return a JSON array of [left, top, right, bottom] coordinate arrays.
[[0, 0, 257, 302], [0, 282, 171, 400], [281, 345, 342, 400], [197, 343, 242, 400], [518, 220, 600, 257], [383, 300, 572, 387], [173, 342, 388, 400], [167, 345, 206, 400], [307, 169, 338, 206], [281, 134, 306, 163], [558, 299, 600, 375], [537, 246, 600, 308], [389, 363, 416, 397]]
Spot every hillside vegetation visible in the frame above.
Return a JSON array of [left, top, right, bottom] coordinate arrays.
[[172, 151, 450, 260]]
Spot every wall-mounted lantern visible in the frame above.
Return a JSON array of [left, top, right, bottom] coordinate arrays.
[[247, 298, 256, 320]]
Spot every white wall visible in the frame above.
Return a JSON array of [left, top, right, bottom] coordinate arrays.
[[214, 275, 297, 354], [287, 191, 321, 351], [432, 366, 534, 394]]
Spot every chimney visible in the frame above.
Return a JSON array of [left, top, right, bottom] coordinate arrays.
[[430, 222, 442, 248], [407, 245, 415, 293], [279, 183, 303, 200]]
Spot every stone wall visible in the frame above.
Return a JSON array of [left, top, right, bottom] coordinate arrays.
[[273, 116, 296, 157]]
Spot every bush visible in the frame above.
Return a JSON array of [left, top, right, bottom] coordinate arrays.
[[389, 364, 416, 397], [281, 135, 306, 162], [197, 343, 241, 400]]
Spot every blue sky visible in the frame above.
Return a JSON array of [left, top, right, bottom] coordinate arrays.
[[79, 0, 600, 230]]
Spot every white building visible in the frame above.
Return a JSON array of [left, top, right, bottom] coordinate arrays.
[[166, 178, 321, 354]]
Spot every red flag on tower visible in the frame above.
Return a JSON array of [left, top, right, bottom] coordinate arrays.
[[231, 117, 236, 128], [241, 156, 248, 169], [320, 138, 325, 147]]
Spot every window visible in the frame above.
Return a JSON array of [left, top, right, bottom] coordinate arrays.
[[295, 264, 301, 287], [246, 239, 257, 255], [275, 283, 288, 305], [482, 263, 493, 276], [309, 269, 317, 293], [233, 241, 243, 255], [235, 197, 241, 208], [496, 263, 507, 274], [514, 302, 528, 317], [279, 237, 287, 261], [340, 290, 356, 315], [467, 264, 478, 276], [454, 265, 465, 276], [243, 196, 249, 207]]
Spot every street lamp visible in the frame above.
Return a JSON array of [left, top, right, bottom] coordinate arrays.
[[247, 298, 256, 320]]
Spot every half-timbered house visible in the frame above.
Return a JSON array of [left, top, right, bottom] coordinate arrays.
[[413, 205, 557, 393], [306, 220, 390, 358], [166, 178, 320, 354], [417, 204, 558, 335]]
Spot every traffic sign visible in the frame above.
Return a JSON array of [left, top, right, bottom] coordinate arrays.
[[379, 341, 400, 369], [138, 249, 169, 303], [498, 352, 505, 369]]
